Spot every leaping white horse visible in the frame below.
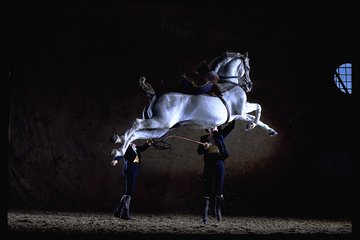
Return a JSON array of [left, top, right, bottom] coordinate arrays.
[[111, 51, 278, 158]]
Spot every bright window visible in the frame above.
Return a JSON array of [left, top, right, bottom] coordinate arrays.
[[334, 63, 352, 94]]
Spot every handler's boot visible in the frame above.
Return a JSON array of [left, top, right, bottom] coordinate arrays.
[[202, 196, 210, 224], [114, 195, 126, 218], [215, 195, 224, 221], [121, 195, 132, 220]]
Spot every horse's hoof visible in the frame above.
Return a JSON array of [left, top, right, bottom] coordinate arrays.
[[111, 160, 118, 166], [110, 149, 121, 158], [269, 130, 278, 137], [109, 134, 121, 143]]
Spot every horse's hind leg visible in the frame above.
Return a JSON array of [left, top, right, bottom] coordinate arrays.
[[122, 117, 172, 143], [128, 129, 170, 144], [122, 118, 143, 143], [114, 118, 172, 156], [111, 128, 170, 159], [110, 118, 142, 144]]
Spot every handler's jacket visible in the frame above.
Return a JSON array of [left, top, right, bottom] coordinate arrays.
[[121, 143, 151, 164], [197, 120, 235, 161]]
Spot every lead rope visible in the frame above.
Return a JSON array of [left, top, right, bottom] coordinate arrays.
[[151, 135, 206, 150]]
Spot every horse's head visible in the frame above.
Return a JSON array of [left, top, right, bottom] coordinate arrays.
[[209, 51, 253, 92]]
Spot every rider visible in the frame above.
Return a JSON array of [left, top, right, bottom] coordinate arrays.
[[181, 61, 222, 96]]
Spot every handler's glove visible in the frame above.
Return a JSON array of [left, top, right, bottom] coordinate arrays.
[[146, 138, 154, 145], [203, 142, 212, 149], [111, 160, 118, 166]]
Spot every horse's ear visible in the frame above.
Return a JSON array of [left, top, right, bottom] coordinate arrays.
[[245, 52, 248, 58]]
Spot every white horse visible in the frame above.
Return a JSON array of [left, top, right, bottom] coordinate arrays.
[[110, 51, 277, 158]]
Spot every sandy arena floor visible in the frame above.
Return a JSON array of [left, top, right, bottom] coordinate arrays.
[[7, 210, 352, 238]]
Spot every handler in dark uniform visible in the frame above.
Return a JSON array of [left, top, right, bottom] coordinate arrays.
[[111, 140, 153, 220], [197, 120, 235, 224]]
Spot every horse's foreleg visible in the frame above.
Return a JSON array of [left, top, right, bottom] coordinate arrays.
[[241, 102, 261, 131], [235, 114, 277, 137], [253, 117, 277, 136], [235, 114, 255, 130], [244, 102, 261, 124]]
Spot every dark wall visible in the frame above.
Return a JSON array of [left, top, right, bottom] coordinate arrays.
[[7, 3, 355, 217]]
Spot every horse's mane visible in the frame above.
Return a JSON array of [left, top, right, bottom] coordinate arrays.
[[209, 51, 246, 70]]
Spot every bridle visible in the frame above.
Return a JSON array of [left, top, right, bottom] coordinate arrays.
[[216, 56, 251, 90]]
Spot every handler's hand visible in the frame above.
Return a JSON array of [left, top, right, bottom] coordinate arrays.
[[203, 142, 212, 149], [111, 160, 118, 166], [146, 138, 153, 145]]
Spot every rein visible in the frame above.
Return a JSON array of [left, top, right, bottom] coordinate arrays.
[[218, 74, 249, 93], [216, 55, 249, 88], [218, 71, 246, 86]]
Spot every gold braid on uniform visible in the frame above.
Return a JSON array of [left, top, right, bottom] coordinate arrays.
[[133, 155, 140, 163], [207, 145, 220, 154]]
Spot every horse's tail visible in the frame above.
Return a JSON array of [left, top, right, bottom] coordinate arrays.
[[139, 76, 156, 100]]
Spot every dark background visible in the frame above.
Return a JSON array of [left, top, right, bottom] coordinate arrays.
[[6, 3, 356, 218]]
